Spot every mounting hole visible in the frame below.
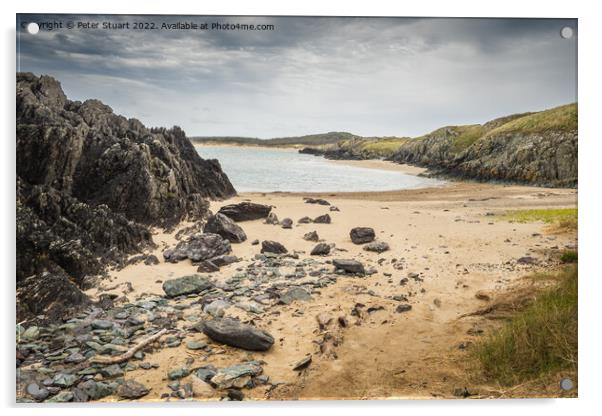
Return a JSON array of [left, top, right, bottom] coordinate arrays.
[[560, 377, 574, 391], [26, 22, 39, 35], [560, 26, 574, 39]]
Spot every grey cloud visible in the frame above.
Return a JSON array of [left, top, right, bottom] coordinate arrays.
[[17, 15, 577, 137]]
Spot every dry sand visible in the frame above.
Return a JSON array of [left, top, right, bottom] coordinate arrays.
[[92, 173, 577, 401]]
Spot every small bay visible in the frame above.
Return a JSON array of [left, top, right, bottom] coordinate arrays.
[[195, 145, 443, 193]]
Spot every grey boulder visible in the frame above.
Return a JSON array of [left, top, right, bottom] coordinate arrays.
[[260, 240, 288, 254], [333, 259, 365, 275], [350, 227, 375, 244], [163, 233, 231, 263], [116, 380, 150, 399], [313, 214, 331, 224], [218, 202, 272, 221], [310, 243, 331, 256], [203, 213, 247, 243], [203, 318, 274, 351]]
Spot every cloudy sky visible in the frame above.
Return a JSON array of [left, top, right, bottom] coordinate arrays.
[[17, 15, 577, 138]]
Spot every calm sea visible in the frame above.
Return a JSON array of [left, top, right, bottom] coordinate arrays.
[[195, 145, 443, 193]]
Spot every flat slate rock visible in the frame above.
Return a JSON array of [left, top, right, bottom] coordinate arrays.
[[162, 274, 213, 297], [279, 287, 312, 305], [203, 318, 274, 351]]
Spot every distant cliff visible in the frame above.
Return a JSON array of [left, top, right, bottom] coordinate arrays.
[[300, 104, 577, 187], [16, 73, 236, 320]]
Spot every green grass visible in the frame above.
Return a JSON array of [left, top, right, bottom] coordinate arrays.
[[560, 250, 578, 264], [474, 265, 578, 386], [451, 124, 486, 152], [357, 138, 410, 156], [501, 208, 577, 232], [485, 103, 577, 138]]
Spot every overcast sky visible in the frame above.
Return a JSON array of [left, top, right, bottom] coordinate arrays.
[[17, 15, 577, 138]]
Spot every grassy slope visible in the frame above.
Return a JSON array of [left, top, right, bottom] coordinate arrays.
[[474, 264, 577, 386], [306, 103, 577, 160], [484, 103, 577, 138]]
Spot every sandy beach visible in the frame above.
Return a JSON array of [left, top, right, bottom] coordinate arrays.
[[86, 167, 577, 401]]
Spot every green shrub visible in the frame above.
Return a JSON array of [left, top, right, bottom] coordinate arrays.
[[560, 250, 578, 263]]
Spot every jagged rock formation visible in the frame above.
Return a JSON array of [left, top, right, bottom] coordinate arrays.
[[389, 105, 577, 187], [17, 177, 151, 284], [17, 73, 235, 226], [16, 73, 236, 321]]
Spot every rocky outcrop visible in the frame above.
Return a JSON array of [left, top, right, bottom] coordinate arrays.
[[389, 105, 577, 187], [17, 178, 151, 283], [17, 73, 235, 227], [17, 270, 92, 323], [16, 73, 236, 320], [445, 130, 578, 187], [300, 104, 577, 187]]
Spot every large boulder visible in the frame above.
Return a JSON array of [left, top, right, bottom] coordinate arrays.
[[260, 240, 288, 254], [350, 227, 375, 244], [162, 274, 213, 297], [218, 202, 271, 222], [202, 318, 274, 351], [163, 233, 231, 263], [203, 213, 247, 243]]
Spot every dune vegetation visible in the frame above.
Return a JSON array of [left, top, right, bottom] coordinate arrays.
[[473, 265, 577, 386]]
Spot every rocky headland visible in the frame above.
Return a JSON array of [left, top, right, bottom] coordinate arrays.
[[299, 104, 578, 188], [16, 73, 235, 323]]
